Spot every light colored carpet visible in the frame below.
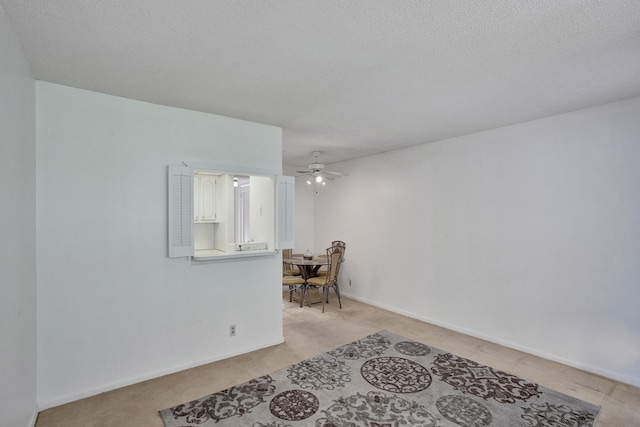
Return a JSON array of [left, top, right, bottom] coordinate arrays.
[[160, 329, 600, 426], [34, 294, 640, 426]]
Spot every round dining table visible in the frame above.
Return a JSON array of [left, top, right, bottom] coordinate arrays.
[[283, 255, 328, 280]]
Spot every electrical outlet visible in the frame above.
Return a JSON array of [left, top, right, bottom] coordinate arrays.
[[230, 324, 236, 337]]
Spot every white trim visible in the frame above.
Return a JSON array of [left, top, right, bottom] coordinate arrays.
[[192, 249, 278, 262], [28, 411, 38, 427], [187, 161, 279, 177], [339, 291, 640, 388], [38, 336, 285, 410]]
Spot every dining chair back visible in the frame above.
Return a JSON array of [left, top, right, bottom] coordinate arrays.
[[317, 241, 346, 277], [306, 246, 344, 312], [282, 248, 301, 276], [331, 241, 346, 261], [331, 240, 346, 247]]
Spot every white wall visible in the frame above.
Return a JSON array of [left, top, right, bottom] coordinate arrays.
[[283, 166, 315, 253], [36, 82, 284, 407], [315, 97, 640, 387], [0, 9, 38, 427]]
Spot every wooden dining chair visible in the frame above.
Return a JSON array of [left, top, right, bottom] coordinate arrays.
[[283, 275, 307, 305], [317, 241, 346, 276], [305, 246, 344, 312], [282, 248, 301, 276]]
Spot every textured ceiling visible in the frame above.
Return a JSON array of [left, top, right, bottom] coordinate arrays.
[[2, 1, 639, 167]]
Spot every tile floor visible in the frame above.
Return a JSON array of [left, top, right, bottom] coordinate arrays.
[[34, 294, 640, 426]]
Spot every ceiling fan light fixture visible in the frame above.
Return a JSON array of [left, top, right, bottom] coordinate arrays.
[[296, 151, 347, 193]]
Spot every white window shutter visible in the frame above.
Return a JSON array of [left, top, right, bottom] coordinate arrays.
[[168, 165, 194, 257], [277, 175, 295, 249]]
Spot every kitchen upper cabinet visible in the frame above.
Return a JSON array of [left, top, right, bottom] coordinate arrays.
[[194, 174, 219, 222]]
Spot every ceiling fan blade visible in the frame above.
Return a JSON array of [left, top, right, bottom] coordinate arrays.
[[299, 151, 349, 183]]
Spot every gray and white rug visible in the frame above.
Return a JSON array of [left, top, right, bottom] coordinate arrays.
[[159, 330, 600, 426]]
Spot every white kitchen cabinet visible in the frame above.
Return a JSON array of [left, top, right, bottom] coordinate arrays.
[[194, 174, 219, 222], [169, 164, 292, 259]]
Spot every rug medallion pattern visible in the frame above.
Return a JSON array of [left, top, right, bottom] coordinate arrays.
[[160, 330, 600, 426], [431, 353, 542, 404], [287, 356, 351, 391], [361, 356, 432, 393]]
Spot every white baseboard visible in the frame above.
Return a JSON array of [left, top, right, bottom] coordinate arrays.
[[38, 336, 285, 411], [28, 410, 38, 427], [340, 291, 639, 388]]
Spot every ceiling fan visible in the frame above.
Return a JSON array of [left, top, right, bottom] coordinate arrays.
[[296, 151, 347, 185]]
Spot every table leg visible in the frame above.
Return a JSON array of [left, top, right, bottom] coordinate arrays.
[[299, 284, 308, 308]]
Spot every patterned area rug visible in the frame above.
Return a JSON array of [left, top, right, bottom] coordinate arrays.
[[159, 330, 600, 426]]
